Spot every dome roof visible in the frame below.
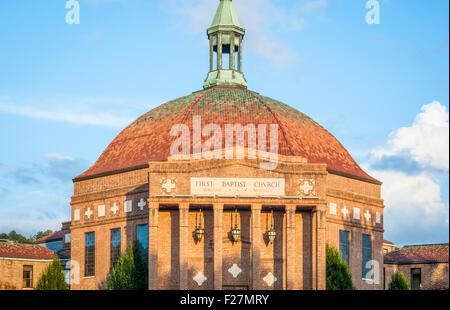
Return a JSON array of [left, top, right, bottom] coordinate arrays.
[[76, 87, 378, 183]]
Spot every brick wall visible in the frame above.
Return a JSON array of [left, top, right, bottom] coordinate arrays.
[[0, 259, 51, 290]]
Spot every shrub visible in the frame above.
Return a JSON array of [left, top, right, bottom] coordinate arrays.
[[105, 241, 148, 290], [36, 255, 68, 290], [389, 270, 411, 290], [326, 244, 355, 290]]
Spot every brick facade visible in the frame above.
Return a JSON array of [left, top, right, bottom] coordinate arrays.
[[70, 155, 384, 290]]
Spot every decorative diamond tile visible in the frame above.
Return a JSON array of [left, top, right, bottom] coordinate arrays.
[[263, 272, 277, 287], [228, 264, 242, 278], [193, 272, 207, 286]]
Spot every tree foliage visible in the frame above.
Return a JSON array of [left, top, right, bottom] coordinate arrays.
[[326, 244, 355, 290], [389, 270, 411, 290], [0, 230, 53, 243], [36, 255, 68, 290], [105, 241, 148, 290]]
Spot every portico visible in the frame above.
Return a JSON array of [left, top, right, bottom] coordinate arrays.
[[147, 155, 327, 290]]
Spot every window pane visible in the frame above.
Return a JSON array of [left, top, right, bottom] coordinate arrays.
[[110, 228, 121, 268], [411, 268, 422, 290], [23, 265, 33, 288], [362, 234, 372, 279], [339, 230, 350, 267], [136, 224, 148, 263], [85, 232, 95, 277]]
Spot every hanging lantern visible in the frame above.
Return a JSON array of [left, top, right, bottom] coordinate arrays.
[[231, 209, 241, 243], [267, 209, 276, 244], [195, 209, 205, 242]]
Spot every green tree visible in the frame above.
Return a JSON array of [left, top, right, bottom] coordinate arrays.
[[326, 244, 355, 290], [34, 230, 54, 241], [105, 241, 148, 290], [36, 255, 68, 290], [389, 270, 411, 290]]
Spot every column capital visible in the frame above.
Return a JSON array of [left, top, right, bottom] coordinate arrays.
[[251, 204, 262, 211], [285, 204, 297, 212], [179, 203, 190, 210]]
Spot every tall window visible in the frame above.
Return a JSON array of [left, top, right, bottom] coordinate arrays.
[[339, 230, 350, 267], [110, 228, 121, 268], [136, 224, 148, 263], [411, 268, 422, 290], [23, 265, 33, 288], [362, 234, 372, 279], [85, 232, 95, 277]]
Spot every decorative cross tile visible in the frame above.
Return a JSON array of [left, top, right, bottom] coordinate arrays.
[[341, 206, 349, 218], [98, 205, 105, 217], [85, 207, 93, 219], [353, 208, 360, 220], [111, 203, 119, 215], [74, 209, 80, 221], [329, 202, 337, 215], [193, 272, 207, 286], [376, 212, 381, 224], [300, 180, 314, 195], [138, 198, 147, 211], [124, 200, 132, 213], [162, 179, 176, 193], [263, 272, 277, 287], [364, 210, 371, 222], [228, 264, 242, 278]]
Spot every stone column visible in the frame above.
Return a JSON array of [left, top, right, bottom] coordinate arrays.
[[209, 35, 214, 72], [316, 206, 326, 290], [230, 33, 235, 70], [148, 202, 159, 290], [286, 205, 297, 290], [179, 203, 189, 290], [238, 36, 242, 72], [311, 211, 317, 290], [217, 34, 222, 70], [251, 204, 262, 290], [213, 204, 223, 290]]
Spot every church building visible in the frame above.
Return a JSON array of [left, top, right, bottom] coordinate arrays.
[[69, 0, 385, 290]]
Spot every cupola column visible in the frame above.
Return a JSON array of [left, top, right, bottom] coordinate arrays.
[[230, 32, 235, 70], [217, 34, 222, 70], [238, 36, 242, 72]]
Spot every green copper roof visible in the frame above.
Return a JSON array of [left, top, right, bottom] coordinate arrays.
[[208, 0, 243, 32]]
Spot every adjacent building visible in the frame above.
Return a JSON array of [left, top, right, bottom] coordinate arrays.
[[384, 243, 449, 290], [0, 241, 62, 290]]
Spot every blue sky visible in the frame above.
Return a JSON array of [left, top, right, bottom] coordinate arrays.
[[0, 0, 448, 246]]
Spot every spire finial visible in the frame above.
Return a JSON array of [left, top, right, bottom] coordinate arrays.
[[203, 0, 247, 89]]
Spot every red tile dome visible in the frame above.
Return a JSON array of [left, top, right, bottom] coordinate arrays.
[[76, 87, 378, 183]]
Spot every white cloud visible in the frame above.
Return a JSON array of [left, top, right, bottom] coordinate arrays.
[[370, 101, 449, 171], [0, 103, 133, 128], [161, 0, 327, 67], [362, 101, 449, 245], [364, 167, 448, 245]]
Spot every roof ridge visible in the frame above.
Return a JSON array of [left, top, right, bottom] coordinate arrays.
[[253, 93, 295, 156]]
